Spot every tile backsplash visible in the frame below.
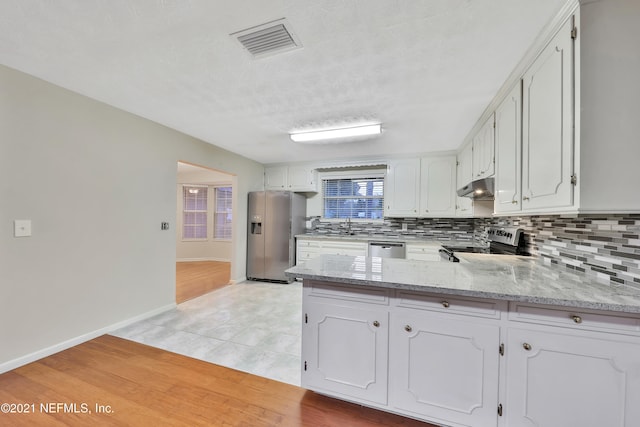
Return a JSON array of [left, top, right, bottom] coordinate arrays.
[[307, 214, 640, 289], [308, 217, 476, 242], [481, 214, 640, 290]]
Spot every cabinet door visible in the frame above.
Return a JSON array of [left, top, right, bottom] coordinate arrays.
[[495, 82, 523, 213], [389, 311, 500, 427], [296, 239, 321, 266], [302, 302, 388, 405], [385, 158, 421, 217], [505, 328, 640, 427], [420, 156, 456, 217], [456, 144, 474, 217], [472, 115, 495, 180], [521, 18, 574, 211], [288, 165, 317, 192], [457, 143, 473, 189], [264, 166, 287, 190]]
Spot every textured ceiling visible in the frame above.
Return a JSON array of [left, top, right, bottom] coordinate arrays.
[[0, 0, 566, 165]]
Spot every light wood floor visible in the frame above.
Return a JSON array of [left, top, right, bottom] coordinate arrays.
[[0, 335, 434, 426], [176, 261, 231, 304]]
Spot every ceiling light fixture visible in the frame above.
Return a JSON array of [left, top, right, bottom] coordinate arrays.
[[290, 124, 382, 143]]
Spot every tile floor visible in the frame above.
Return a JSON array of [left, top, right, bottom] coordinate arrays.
[[111, 281, 302, 386]]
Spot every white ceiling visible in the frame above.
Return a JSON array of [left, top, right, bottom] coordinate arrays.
[[0, 0, 566, 165]]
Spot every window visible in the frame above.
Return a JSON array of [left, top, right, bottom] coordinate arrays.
[[182, 185, 208, 239], [214, 186, 233, 240], [322, 177, 384, 219]]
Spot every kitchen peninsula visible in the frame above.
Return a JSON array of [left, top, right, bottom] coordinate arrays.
[[286, 255, 640, 427]]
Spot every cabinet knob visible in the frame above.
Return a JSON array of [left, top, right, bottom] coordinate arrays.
[[373, 320, 380, 328], [404, 325, 413, 333], [441, 301, 450, 308], [512, 200, 518, 204], [523, 196, 530, 201], [571, 315, 582, 324], [523, 342, 532, 351]]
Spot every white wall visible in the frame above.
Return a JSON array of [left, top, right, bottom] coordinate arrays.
[[176, 166, 233, 262], [0, 64, 264, 369]]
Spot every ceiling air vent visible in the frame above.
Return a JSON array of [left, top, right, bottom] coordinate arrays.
[[231, 18, 302, 59]]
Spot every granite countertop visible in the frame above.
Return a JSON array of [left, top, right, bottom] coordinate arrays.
[[285, 254, 640, 314]]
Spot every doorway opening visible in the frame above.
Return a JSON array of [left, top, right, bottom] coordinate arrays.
[[176, 161, 235, 303]]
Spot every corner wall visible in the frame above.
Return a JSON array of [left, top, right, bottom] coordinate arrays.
[[0, 65, 263, 369]]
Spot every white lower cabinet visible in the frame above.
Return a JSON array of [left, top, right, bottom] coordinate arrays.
[[296, 238, 367, 266], [319, 240, 367, 257], [504, 328, 640, 427], [405, 242, 441, 261], [505, 304, 640, 427], [302, 282, 389, 405], [296, 239, 321, 266], [301, 282, 640, 427], [390, 309, 500, 427]]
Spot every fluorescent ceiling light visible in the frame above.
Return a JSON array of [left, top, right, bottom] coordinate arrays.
[[290, 124, 382, 143]]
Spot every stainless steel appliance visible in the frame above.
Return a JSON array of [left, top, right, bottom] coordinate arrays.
[[439, 227, 529, 262], [247, 191, 306, 282], [457, 177, 495, 200], [369, 241, 406, 259]]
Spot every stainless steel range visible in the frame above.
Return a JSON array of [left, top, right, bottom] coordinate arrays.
[[439, 227, 529, 262]]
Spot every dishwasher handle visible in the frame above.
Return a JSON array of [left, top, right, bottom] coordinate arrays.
[[368, 241, 406, 259], [369, 242, 405, 249]]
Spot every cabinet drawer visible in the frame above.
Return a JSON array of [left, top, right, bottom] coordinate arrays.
[[298, 250, 320, 260], [305, 280, 390, 306], [509, 303, 640, 335], [297, 239, 321, 249], [395, 291, 503, 319], [321, 241, 367, 250]]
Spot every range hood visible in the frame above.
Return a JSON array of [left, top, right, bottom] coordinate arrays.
[[457, 177, 495, 200]]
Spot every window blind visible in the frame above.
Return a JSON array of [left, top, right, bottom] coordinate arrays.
[[322, 178, 384, 219]]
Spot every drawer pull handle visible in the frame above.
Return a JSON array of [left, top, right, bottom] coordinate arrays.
[[523, 342, 532, 351], [571, 315, 582, 324], [404, 325, 413, 333], [441, 301, 450, 308], [373, 320, 380, 328]]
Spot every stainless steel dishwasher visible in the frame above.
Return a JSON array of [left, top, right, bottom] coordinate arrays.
[[368, 241, 406, 259]]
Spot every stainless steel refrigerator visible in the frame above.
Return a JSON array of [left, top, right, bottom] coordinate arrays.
[[247, 191, 306, 283]]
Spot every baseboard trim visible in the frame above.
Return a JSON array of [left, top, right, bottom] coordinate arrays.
[[0, 303, 176, 374], [176, 257, 231, 263], [230, 276, 247, 285]]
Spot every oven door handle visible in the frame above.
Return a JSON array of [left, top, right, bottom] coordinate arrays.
[[439, 248, 460, 263]]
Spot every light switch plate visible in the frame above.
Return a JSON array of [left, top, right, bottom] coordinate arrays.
[[14, 219, 32, 237]]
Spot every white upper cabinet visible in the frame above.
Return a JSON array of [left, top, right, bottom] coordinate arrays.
[[472, 115, 495, 180], [287, 165, 317, 192], [385, 156, 456, 218], [264, 166, 288, 190], [265, 165, 317, 192], [385, 158, 421, 217], [457, 142, 473, 188], [455, 143, 477, 217], [521, 17, 575, 211], [494, 82, 523, 214], [420, 156, 457, 217]]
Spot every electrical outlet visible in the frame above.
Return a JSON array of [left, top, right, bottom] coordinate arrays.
[[161, 222, 170, 230], [14, 219, 32, 237]]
